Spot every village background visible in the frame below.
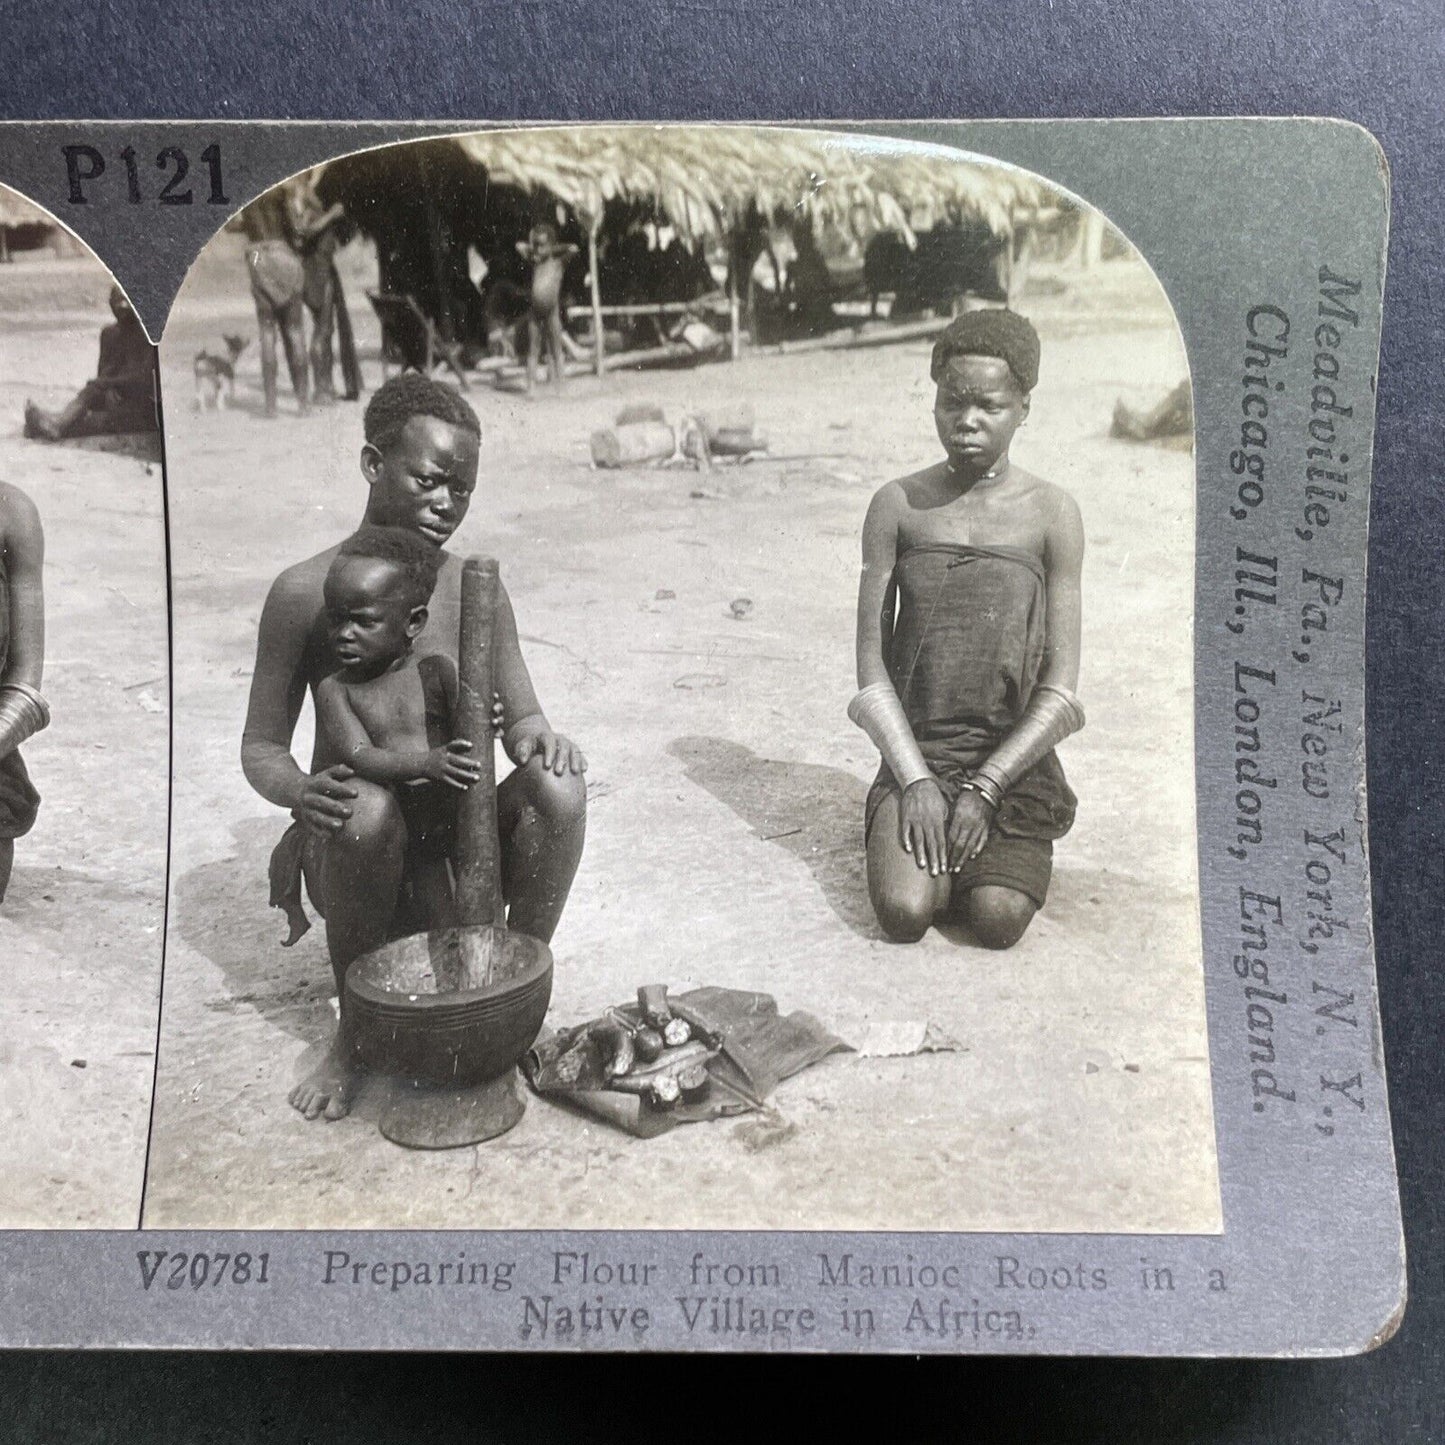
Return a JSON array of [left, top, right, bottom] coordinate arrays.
[[0, 191, 168, 1227], [142, 132, 1219, 1232]]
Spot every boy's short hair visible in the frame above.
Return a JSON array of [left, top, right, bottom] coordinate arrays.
[[335, 524, 443, 609], [930, 308, 1041, 393], [363, 374, 480, 453]]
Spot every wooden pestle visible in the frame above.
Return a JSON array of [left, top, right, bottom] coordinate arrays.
[[454, 556, 504, 985]]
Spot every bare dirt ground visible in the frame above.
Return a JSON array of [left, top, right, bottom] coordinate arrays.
[[0, 254, 168, 1227], [144, 233, 1219, 1232]]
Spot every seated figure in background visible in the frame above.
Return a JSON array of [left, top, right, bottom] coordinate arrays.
[[24, 286, 157, 441]]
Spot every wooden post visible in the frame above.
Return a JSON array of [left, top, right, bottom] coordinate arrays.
[[417, 147, 455, 353], [1072, 210, 1106, 270], [728, 278, 741, 361], [588, 225, 605, 379], [1010, 226, 1036, 304]]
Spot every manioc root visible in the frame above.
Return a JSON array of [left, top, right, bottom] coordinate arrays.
[[606, 1039, 713, 1091], [638, 984, 672, 1029], [678, 1062, 710, 1103], [637, 1039, 712, 1076], [592, 1020, 635, 1078]]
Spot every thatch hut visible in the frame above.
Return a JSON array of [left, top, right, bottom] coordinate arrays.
[[313, 143, 537, 365], [453, 126, 1051, 316], [307, 127, 1050, 365]]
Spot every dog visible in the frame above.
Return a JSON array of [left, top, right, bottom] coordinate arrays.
[[192, 334, 249, 411]]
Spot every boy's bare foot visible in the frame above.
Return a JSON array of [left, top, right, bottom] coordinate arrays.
[[288, 1037, 356, 1121], [277, 900, 311, 948]]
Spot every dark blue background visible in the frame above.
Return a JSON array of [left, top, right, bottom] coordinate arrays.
[[3, 2, 1441, 1439]]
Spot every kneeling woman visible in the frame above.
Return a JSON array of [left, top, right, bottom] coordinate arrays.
[[0, 481, 47, 903], [851, 310, 1084, 948]]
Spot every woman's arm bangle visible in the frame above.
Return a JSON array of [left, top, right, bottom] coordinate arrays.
[[973, 684, 1085, 800], [959, 777, 1002, 810], [848, 682, 931, 791], [0, 682, 50, 754]]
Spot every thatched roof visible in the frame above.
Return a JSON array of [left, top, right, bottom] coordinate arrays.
[[842, 137, 1052, 235], [450, 125, 1045, 243], [0, 186, 55, 231]]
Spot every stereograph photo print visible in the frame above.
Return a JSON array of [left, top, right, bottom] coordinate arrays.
[[0, 118, 1404, 1354], [146, 126, 1217, 1240], [0, 184, 168, 1227]]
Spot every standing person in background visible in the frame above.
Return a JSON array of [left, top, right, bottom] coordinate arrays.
[[286, 174, 361, 406], [247, 173, 361, 416], [516, 222, 580, 392]]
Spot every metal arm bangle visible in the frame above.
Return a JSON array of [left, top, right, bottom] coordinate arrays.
[[973, 684, 1085, 801], [848, 682, 931, 791], [958, 777, 1002, 810], [0, 681, 51, 755]]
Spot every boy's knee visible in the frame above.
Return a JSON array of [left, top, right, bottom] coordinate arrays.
[[967, 887, 1037, 950], [520, 758, 587, 828], [339, 781, 405, 851]]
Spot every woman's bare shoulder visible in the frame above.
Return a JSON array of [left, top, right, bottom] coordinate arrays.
[[0, 480, 40, 524], [0, 482, 42, 551], [869, 461, 948, 517], [1011, 468, 1080, 518]]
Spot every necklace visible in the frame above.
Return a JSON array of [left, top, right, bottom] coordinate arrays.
[[947, 457, 1006, 482]]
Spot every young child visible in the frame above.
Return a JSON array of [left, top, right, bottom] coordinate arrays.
[[851, 309, 1085, 949], [310, 525, 483, 939], [516, 221, 580, 392]]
